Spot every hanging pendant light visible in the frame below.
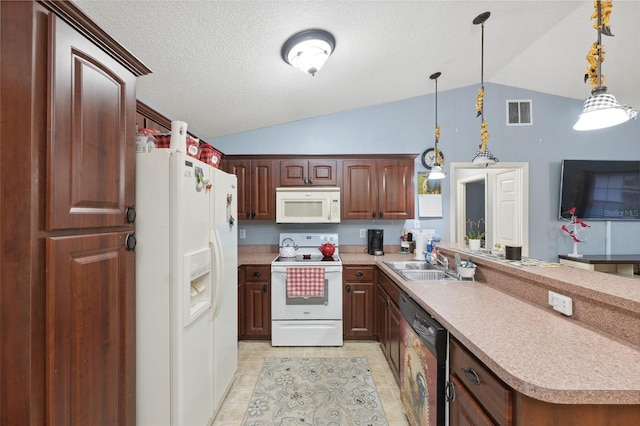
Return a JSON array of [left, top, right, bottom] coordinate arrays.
[[471, 11, 498, 167], [573, 0, 636, 131], [428, 72, 446, 180]]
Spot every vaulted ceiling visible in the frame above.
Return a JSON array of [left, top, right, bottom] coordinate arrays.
[[74, 0, 640, 140]]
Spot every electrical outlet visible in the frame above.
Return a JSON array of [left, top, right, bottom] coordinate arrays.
[[239, 229, 246, 239], [413, 220, 420, 229], [360, 229, 366, 238], [548, 291, 573, 316]]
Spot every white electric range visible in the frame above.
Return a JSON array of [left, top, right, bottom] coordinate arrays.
[[271, 233, 343, 346]]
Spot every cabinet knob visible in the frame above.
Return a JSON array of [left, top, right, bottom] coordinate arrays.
[[253, 271, 262, 277], [461, 367, 481, 386], [263, 284, 268, 292], [445, 381, 456, 402], [356, 271, 364, 277], [125, 205, 136, 223], [379, 211, 384, 218], [125, 233, 136, 251], [246, 211, 251, 219], [371, 211, 376, 218], [303, 177, 308, 185], [346, 285, 351, 293], [308, 177, 313, 185], [251, 211, 256, 219]]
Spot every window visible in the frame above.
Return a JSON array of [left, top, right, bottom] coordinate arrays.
[[506, 100, 532, 125]]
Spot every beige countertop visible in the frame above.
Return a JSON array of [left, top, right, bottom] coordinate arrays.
[[238, 247, 640, 405]]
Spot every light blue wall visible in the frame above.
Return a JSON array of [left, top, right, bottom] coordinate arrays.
[[212, 83, 640, 262]]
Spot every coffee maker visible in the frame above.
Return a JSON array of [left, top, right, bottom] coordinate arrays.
[[367, 229, 384, 256]]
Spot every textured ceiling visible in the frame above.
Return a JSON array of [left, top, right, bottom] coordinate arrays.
[[73, 0, 640, 141]]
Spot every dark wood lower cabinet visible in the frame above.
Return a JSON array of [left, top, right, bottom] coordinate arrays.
[[343, 266, 376, 339], [513, 393, 640, 425], [376, 271, 401, 383], [46, 232, 135, 426], [449, 374, 495, 426], [239, 265, 271, 338]]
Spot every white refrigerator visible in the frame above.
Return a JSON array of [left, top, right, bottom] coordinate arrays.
[[135, 149, 238, 425]]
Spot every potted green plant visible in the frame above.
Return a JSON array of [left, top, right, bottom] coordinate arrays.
[[466, 218, 485, 251]]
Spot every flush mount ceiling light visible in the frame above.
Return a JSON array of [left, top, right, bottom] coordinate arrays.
[[428, 72, 446, 180], [471, 11, 498, 167], [574, 0, 637, 131], [281, 29, 336, 76]]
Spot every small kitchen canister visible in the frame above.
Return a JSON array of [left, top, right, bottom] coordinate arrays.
[[505, 245, 522, 260]]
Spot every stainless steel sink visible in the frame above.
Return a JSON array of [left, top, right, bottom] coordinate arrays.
[[383, 261, 439, 270], [383, 261, 458, 281]]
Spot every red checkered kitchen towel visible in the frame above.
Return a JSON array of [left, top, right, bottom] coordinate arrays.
[[286, 267, 325, 298]]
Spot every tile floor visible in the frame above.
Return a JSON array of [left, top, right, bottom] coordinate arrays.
[[213, 340, 410, 425]]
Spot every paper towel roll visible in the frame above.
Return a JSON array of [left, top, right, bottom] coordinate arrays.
[[413, 231, 428, 260], [170, 120, 188, 151]]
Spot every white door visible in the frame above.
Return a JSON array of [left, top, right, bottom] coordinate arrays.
[[494, 169, 527, 255]]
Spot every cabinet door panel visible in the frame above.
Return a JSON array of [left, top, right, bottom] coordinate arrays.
[[342, 160, 377, 219], [308, 159, 337, 186], [376, 285, 389, 353], [244, 282, 270, 336], [228, 160, 250, 220], [377, 160, 414, 220], [343, 282, 375, 337], [48, 15, 136, 230], [46, 232, 134, 426], [388, 300, 402, 380], [450, 374, 495, 426], [280, 160, 307, 186], [251, 160, 275, 220]]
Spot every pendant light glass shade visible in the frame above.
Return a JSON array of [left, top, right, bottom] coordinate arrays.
[[573, 1, 636, 130], [427, 71, 446, 180], [427, 165, 446, 180], [281, 29, 336, 76], [471, 12, 498, 167], [574, 91, 637, 131]]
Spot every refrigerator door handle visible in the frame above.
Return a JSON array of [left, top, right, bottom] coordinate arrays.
[[209, 229, 225, 320]]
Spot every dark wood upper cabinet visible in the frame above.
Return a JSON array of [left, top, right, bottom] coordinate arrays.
[[280, 159, 337, 186], [376, 159, 414, 220], [341, 157, 415, 220], [47, 12, 136, 231], [226, 158, 276, 220]]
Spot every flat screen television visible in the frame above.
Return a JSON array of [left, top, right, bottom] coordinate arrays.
[[559, 160, 640, 221]]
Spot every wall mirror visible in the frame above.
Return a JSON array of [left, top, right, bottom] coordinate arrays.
[[449, 162, 530, 256]]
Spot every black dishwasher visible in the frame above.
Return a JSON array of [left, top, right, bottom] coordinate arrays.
[[399, 292, 447, 426]]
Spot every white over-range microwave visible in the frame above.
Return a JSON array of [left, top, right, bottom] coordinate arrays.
[[275, 187, 341, 223]]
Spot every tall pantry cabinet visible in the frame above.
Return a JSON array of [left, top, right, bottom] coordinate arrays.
[[0, 1, 150, 425]]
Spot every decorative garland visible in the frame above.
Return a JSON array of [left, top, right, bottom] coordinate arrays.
[[584, 0, 613, 88], [480, 119, 490, 152], [434, 125, 443, 166], [475, 87, 484, 117]]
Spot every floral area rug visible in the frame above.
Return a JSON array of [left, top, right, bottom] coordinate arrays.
[[241, 357, 389, 426]]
